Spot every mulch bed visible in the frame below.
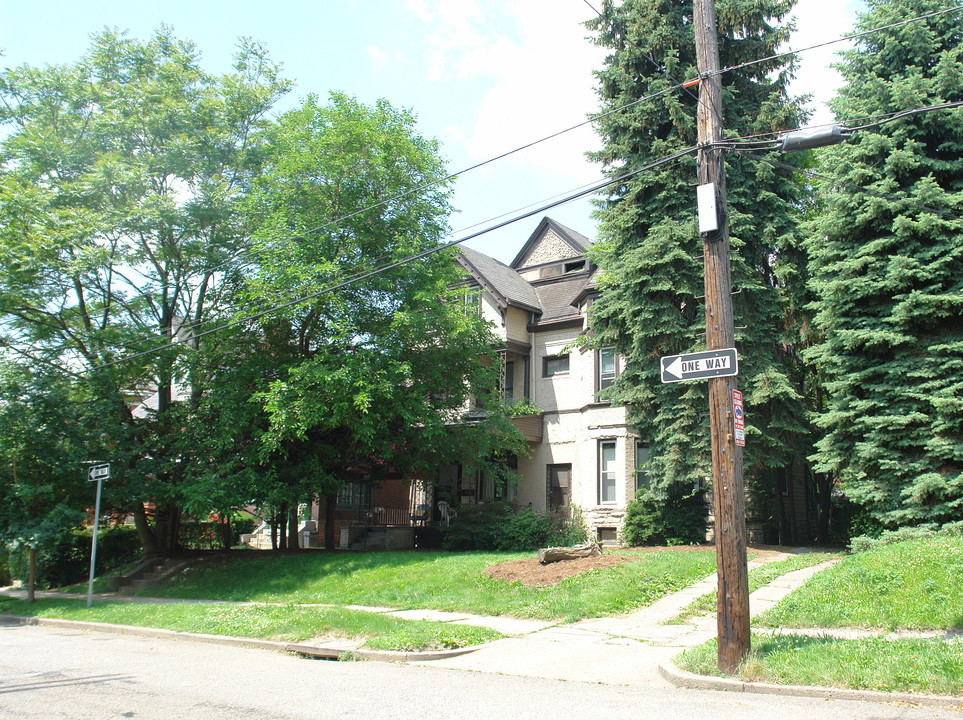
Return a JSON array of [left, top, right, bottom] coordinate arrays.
[[483, 544, 789, 587]]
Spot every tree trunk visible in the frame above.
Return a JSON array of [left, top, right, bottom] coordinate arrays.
[[218, 515, 232, 550], [278, 504, 288, 551], [324, 493, 337, 550], [270, 513, 279, 551], [27, 547, 36, 604], [133, 503, 158, 557], [815, 472, 833, 543], [288, 504, 300, 550]]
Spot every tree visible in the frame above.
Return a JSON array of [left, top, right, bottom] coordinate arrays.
[[231, 93, 526, 548], [806, 0, 963, 530], [0, 363, 88, 599], [0, 28, 290, 554], [586, 0, 813, 531]]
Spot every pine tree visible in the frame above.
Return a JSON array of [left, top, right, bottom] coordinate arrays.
[[807, 0, 963, 529], [587, 0, 812, 532]]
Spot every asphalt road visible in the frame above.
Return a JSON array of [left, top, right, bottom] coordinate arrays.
[[1, 624, 958, 720]]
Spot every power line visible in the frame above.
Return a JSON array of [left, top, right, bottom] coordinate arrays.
[[712, 4, 963, 80], [10, 5, 960, 368], [90, 146, 700, 372]]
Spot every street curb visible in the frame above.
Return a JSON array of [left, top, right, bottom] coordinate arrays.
[[0, 614, 484, 663], [657, 658, 963, 710]]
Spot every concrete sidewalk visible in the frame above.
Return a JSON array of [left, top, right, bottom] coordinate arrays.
[[404, 552, 832, 686], [6, 553, 959, 707]]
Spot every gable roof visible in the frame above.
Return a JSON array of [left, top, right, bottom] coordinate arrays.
[[510, 216, 594, 270], [456, 245, 541, 313]]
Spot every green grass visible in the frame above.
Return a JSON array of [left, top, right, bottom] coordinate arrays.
[[679, 633, 963, 696], [0, 596, 501, 651], [139, 549, 717, 621], [672, 552, 841, 622], [757, 536, 963, 630]]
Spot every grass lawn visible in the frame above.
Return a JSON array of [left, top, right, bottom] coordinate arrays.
[[0, 596, 502, 651], [672, 551, 841, 622], [756, 536, 963, 630], [679, 536, 963, 696], [679, 633, 963, 696], [137, 548, 718, 621]]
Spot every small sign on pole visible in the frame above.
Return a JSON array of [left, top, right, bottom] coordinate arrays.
[[86, 463, 109, 608], [660, 348, 738, 384], [733, 390, 745, 447]]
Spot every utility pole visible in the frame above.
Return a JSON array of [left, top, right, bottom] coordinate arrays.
[[691, 0, 750, 672]]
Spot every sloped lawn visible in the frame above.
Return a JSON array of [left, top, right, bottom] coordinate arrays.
[[138, 548, 717, 621]]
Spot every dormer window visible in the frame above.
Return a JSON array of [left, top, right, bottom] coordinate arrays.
[[564, 260, 585, 274]]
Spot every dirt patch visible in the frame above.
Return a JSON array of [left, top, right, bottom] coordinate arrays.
[[483, 544, 791, 588], [485, 553, 638, 587]]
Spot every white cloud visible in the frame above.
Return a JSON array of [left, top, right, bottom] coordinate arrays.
[[787, 0, 864, 127], [366, 45, 390, 69], [414, 1, 605, 182]]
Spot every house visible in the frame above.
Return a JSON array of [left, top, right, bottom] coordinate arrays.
[[432, 216, 647, 545]]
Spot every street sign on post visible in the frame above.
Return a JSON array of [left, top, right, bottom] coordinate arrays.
[[660, 348, 738, 384], [86, 463, 109, 608]]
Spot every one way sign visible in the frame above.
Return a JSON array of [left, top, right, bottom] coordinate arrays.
[[660, 348, 739, 384]]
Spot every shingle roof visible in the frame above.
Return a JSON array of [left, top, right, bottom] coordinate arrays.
[[532, 275, 587, 325], [457, 246, 541, 312]]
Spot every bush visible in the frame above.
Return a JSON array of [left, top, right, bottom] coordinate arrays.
[[443, 503, 511, 551], [231, 514, 257, 546], [849, 524, 953, 554], [442, 503, 588, 552], [622, 483, 707, 546], [7, 524, 141, 589]]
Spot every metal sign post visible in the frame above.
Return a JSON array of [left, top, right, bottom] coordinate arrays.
[[87, 464, 109, 608]]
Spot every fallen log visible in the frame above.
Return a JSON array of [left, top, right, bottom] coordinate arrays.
[[537, 541, 602, 565]]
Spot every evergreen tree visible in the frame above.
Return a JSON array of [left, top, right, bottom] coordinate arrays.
[[586, 0, 812, 529], [807, 0, 963, 529]]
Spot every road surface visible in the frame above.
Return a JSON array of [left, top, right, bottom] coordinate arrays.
[[1, 624, 957, 719]]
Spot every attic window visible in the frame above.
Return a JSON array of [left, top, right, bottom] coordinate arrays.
[[564, 260, 585, 274]]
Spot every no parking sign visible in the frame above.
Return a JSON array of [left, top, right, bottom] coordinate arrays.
[[732, 390, 745, 447]]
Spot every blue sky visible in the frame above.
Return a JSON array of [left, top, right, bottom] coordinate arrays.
[[1, 0, 861, 264]]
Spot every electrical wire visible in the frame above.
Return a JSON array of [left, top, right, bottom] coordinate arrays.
[[8, 5, 961, 369], [743, 151, 963, 223], [88, 145, 700, 372], [710, 4, 963, 80]]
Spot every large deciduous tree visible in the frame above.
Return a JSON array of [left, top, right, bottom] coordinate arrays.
[[0, 28, 290, 554], [586, 0, 812, 538], [807, 0, 963, 530], [201, 93, 525, 549]]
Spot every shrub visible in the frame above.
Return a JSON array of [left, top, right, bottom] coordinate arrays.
[[849, 524, 953, 554], [231, 514, 257, 546], [442, 503, 588, 552], [7, 524, 141, 589], [621, 483, 707, 546], [442, 503, 512, 551]]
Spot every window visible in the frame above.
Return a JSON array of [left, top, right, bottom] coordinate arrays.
[[337, 482, 372, 510], [597, 347, 617, 392], [544, 354, 570, 377], [564, 260, 586, 274], [547, 464, 571, 509], [635, 442, 650, 494], [504, 361, 515, 401], [599, 440, 617, 504]]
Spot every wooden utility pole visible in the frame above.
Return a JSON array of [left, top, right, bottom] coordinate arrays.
[[691, 0, 750, 672]]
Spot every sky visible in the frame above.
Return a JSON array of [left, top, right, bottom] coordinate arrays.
[[1, 0, 863, 264]]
